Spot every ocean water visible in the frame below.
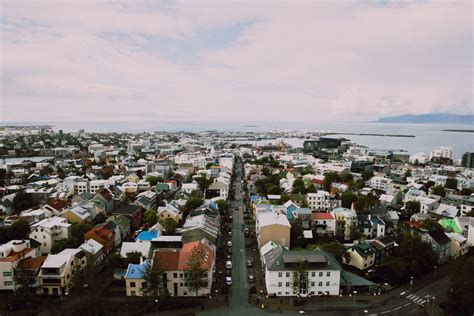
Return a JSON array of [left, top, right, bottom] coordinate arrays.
[[2, 121, 473, 159]]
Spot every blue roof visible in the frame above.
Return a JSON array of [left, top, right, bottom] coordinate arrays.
[[125, 263, 147, 279], [250, 194, 262, 202], [135, 229, 160, 241]]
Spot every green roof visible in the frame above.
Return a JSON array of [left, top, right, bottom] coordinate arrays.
[[438, 218, 462, 233]]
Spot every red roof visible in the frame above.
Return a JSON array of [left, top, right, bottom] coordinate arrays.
[[97, 188, 113, 200], [18, 256, 47, 270], [312, 212, 334, 220], [0, 248, 35, 263], [48, 199, 68, 210], [154, 240, 214, 271]]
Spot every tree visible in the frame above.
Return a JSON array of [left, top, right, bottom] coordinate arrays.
[[13, 259, 36, 298], [8, 220, 31, 240], [404, 200, 420, 216], [460, 188, 473, 196], [361, 170, 374, 181], [183, 246, 209, 296], [184, 195, 204, 216], [398, 232, 437, 277], [142, 258, 167, 301], [144, 209, 158, 227], [196, 176, 213, 191], [71, 222, 92, 243], [323, 172, 341, 191], [465, 210, 474, 217], [101, 165, 114, 179], [290, 219, 304, 243], [106, 253, 123, 269], [147, 176, 164, 187], [421, 218, 442, 231], [340, 191, 357, 208], [162, 218, 177, 235], [306, 183, 317, 193], [341, 173, 354, 183], [445, 178, 458, 190], [431, 185, 446, 197], [13, 191, 34, 213], [291, 260, 309, 301], [447, 256, 474, 315], [319, 242, 349, 263], [126, 251, 143, 264]]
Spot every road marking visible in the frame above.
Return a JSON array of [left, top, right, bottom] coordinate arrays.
[[419, 300, 426, 305], [380, 311, 390, 314], [413, 298, 422, 303], [407, 294, 415, 299], [403, 303, 411, 307], [393, 307, 402, 311]]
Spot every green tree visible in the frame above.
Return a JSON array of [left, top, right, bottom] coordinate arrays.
[[291, 260, 309, 301], [445, 178, 458, 190], [8, 220, 31, 240], [361, 170, 374, 181], [306, 183, 317, 193], [447, 256, 474, 315], [460, 188, 473, 196], [431, 185, 446, 197], [183, 246, 209, 296], [341, 173, 354, 183], [196, 176, 213, 191], [340, 191, 357, 208], [142, 258, 167, 301], [126, 251, 143, 264], [323, 172, 341, 191], [404, 200, 420, 216], [290, 219, 304, 242], [101, 165, 114, 179], [398, 232, 437, 276], [13, 260, 36, 298], [147, 176, 164, 187], [162, 218, 177, 235], [71, 222, 92, 243], [13, 191, 34, 213], [319, 242, 349, 262], [421, 218, 442, 231], [144, 209, 158, 227]]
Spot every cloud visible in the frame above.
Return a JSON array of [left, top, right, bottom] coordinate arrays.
[[0, 0, 472, 122]]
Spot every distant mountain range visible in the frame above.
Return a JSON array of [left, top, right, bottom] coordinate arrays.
[[374, 113, 474, 124]]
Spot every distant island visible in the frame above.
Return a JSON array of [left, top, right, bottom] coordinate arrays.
[[374, 113, 474, 124]]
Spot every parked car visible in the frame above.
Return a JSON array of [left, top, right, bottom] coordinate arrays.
[[228, 231, 232, 237], [226, 254, 232, 261], [248, 274, 255, 283], [226, 260, 233, 269], [227, 247, 232, 254], [246, 259, 253, 267], [226, 276, 233, 286], [227, 241, 232, 247]]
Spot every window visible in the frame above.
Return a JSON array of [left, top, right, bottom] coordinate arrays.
[[326, 281, 330, 286], [318, 282, 322, 286], [180, 273, 183, 278], [286, 282, 290, 287], [131, 291, 136, 296], [286, 272, 290, 277], [278, 282, 282, 287], [4, 281, 13, 286], [173, 273, 178, 278], [311, 272, 315, 277], [278, 292, 282, 295], [180, 283, 183, 286], [319, 272, 323, 277], [3, 272, 12, 277], [278, 272, 282, 278], [130, 282, 136, 287], [326, 272, 330, 277], [310, 282, 315, 287]]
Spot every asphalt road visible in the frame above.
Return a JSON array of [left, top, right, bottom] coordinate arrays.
[[365, 276, 450, 316]]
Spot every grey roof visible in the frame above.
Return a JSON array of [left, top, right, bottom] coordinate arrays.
[[264, 244, 342, 271]]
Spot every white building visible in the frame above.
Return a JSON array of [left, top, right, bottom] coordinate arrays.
[[0, 240, 38, 291], [263, 244, 341, 296], [430, 147, 453, 160], [369, 176, 392, 192], [306, 191, 340, 212], [30, 217, 71, 255]]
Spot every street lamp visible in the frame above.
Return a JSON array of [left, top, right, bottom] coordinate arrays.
[[410, 276, 414, 292], [324, 291, 329, 308], [154, 299, 158, 314], [433, 265, 437, 280], [384, 283, 389, 301], [353, 290, 357, 306]]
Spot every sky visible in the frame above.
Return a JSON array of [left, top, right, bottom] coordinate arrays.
[[0, 0, 472, 122]]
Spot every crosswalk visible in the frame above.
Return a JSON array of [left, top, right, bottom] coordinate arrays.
[[406, 293, 430, 306]]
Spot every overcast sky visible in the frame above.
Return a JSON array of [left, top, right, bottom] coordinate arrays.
[[1, 0, 472, 122]]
